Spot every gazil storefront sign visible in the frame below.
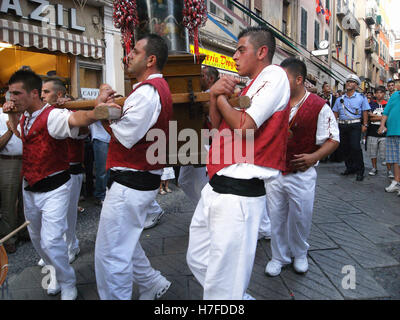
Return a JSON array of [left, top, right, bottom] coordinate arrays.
[[0, 0, 86, 31]]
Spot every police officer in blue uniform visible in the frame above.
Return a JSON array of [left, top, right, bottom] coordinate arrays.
[[333, 74, 370, 181]]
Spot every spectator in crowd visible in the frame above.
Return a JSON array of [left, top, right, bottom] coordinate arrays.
[[387, 80, 396, 99], [89, 84, 112, 206], [378, 84, 400, 195], [367, 86, 392, 177], [321, 82, 337, 108], [0, 97, 23, 254], [332, 74, 370, 181]]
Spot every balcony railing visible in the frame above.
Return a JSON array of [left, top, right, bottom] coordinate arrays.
[[343, 11, 360, 37], [365, 8, 376, 25]]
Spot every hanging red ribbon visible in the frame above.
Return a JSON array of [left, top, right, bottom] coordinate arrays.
[[113, 0, 139, 65], [183, 0, 207, 63]]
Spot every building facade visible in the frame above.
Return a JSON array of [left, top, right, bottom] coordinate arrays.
[[0, 0, 124, 99]]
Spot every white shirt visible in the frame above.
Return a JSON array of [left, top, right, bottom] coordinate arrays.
[[89, 121, 111, 143], [109, 74, 163, 175], [0, 109, 22, 156], [217, 64, 291, 181]]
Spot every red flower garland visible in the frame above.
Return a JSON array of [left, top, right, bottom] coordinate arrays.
[[183, 0, 207, 63], [113, 0, 139, 63]]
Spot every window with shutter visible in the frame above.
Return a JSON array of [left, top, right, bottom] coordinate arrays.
[[301, 8, 308, 47], [315, 21, 320, 50]]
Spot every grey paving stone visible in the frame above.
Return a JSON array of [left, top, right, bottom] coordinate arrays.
[[74, 262, 96, 284], [149, 253, 191, 277], [188, 276, 203, 300], [318, 223, 399, 268], [314, 195, 362, 215], [280, 257, 344, 300], [312, 206, 343, 223], [391, 225, 400, 235], [319, 182, 371, 202], [340, 214, 400, 244], [8, 267, 43, 290], [164, 236, 189, 255], [5, 288, 58, 300], [140, 237, 164, 257], [308, 224, 339, 251], [310, 249, 390, 299], [77, 283, 99, 300], [351, 197, 400, 226]]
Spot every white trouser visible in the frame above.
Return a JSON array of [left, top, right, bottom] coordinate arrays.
[[65, 173, 83, 252], [258, 204, 271, 236], [187, 183, 265, 300], [95, 182, 164, 300], [147, 200, 163, 215], [23, 179, 76, 290], [266, 167, 317, 265], [178, 165, 209, 206]]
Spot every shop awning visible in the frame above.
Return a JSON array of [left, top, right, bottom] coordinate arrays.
[[0, 19, 105, 60]]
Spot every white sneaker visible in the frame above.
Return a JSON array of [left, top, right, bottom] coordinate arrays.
[[47, 281, 61, 295], [257, 232, 271, 240], [382, 161, 387, 165], [293, 256, 309, 274], [265, 260, 283, 277], [385, 180, 400, 193], [139, 276, 171, 300], [143, 210, 165, 230], [388, 170, 395, 179], [68, 247, 80, 264], [37, 259, 45, 267], [243, 292, 256, 300], [368, 168, 378, 176], [61, 287, 78, 300]]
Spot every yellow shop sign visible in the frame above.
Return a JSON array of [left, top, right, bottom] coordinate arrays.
[[190, 45, 238, 73]]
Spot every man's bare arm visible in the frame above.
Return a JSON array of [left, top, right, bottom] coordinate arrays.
[[0, 126, 13, 151]]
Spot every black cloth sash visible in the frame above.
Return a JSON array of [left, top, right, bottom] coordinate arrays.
[[107, 170, 161, 191], [24, 171, 70, 193], [209, 174, 266, 197], [69, 163, 84, 175]]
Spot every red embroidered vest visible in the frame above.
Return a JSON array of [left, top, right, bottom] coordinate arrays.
[[67, 138, 84, 163], [20, 106, 69, 186], [106, 77, 173, 171], [283, 93, 326, 174]]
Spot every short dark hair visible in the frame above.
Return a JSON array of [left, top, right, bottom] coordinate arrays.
[[44, 78, 67, 96], [322, 82, 330, 89], [8, 69, 42, 94], [375, 86, 386, 93], [388, 80, 395, 85], [137, 33, 169, 71], [204, 66, 219, 84], [280, 58, 307, 83], [238, 26, 276, 62]]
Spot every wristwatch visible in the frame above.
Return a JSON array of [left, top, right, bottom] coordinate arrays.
[[362, 124, 368, 127]]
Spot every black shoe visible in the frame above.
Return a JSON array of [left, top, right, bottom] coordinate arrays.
[[356, 174, 364, 181]]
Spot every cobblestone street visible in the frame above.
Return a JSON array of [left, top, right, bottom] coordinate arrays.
[[2, 160, 400, 300]]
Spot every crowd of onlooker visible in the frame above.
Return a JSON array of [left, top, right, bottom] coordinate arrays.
[[315, 79, 400, 197]]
